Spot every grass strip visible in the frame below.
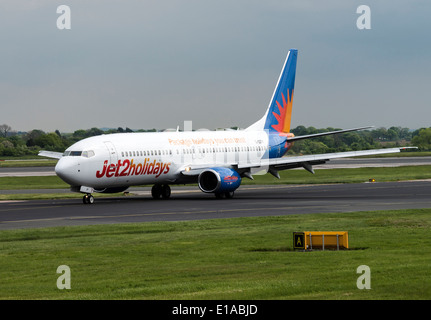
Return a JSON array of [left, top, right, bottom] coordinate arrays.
[[0, 209, 430, 299]]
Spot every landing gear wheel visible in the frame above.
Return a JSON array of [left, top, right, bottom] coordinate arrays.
[[83, 194, 95, 204], [215, 192, 225, 199], [161, 185, 171, 199], [215, 191, 234, 199], [151, 184, 162, 199], [225, 191, 234, 199]]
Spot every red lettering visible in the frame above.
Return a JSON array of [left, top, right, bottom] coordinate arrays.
[[129, 159, 136, 176], [120, 159, 130, 176], [115, 160, 122, 177], [96, 160, 108, 178], [135, 163, 143, 175], [147, 160, 156, 174], [153, 162, 160, 176], [98, 158, 171, 179], [106, 163, 116, 178], [156, 163, 166, 178], [141, 158, 148, 175]]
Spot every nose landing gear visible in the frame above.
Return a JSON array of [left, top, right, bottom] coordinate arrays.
[[83, 194, 94, 204]]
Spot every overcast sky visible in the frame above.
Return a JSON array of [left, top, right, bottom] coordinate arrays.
[[1, 0, 430, 132]]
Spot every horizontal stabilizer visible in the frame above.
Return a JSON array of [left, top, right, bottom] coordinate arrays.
[[287, 126, 374, 142]]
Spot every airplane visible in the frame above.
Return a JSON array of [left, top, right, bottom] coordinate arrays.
[[39, 49, 408, 204]]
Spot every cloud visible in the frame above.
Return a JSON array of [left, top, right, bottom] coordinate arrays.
[[1, 1, 430, 132]]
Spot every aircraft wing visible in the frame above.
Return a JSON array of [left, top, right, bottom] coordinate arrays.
[[237, 147, 409, 175], [181, 147, 412, 177], [38, 150, 63, 159]]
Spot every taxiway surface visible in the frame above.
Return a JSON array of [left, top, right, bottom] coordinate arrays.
[[1, 181, 430, 230]]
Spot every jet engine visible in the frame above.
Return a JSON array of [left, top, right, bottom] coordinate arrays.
[[198, 167, 241, 197]]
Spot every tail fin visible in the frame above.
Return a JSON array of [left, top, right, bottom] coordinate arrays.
[[246, 49, 298, 133]]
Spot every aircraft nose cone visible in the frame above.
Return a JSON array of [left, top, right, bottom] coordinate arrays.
[[55, 157, 79, 185]]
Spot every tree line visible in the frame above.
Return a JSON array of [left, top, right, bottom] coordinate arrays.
[[289, 125, 419, 155], [0, 124, 430, 157], [0, 126, 155, 157]]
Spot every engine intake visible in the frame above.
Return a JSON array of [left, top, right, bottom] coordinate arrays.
[[198, 168, 241, 193]]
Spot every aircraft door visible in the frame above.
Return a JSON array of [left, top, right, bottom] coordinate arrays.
[[104, 141, 118, 165]]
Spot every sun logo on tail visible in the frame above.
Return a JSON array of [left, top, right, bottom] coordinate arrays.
[[271, 89, 293, 134]]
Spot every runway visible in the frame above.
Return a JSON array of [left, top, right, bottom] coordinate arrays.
[[1, 180, 431, 230]]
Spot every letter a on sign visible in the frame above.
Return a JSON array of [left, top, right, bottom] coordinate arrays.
[[297, 237, 302, 246], [293, 232, 305, 250], [57, 5, 71, 30], [356, 5, 371, 30]]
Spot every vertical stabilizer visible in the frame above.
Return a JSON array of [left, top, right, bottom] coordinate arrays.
[[246, 49, 298, 133]]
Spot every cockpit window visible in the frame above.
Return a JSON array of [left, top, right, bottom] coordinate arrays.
[[82, 150, 95, 158], [63, 150, 95, 157]]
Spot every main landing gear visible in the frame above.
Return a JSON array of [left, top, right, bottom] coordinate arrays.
[[83, 194, 94, 204], [215, 191, 235, 199], [151, 184, 171, 199]]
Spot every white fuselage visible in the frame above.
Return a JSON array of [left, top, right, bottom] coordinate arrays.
[[55, 130, 269, 190]]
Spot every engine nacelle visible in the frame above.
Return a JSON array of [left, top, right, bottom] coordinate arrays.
[[198, 167, 242, 193]]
